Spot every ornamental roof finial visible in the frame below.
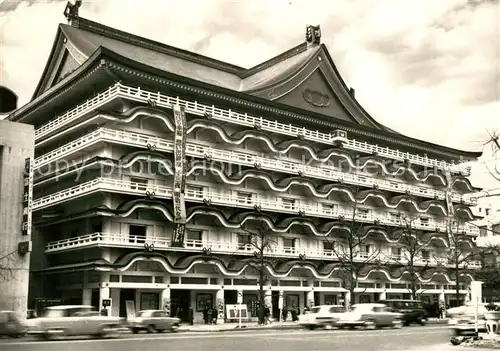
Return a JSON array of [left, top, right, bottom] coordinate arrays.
[[305, 25, 321, 45], [64, 0, 82, 25]]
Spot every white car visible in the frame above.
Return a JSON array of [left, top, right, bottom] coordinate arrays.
[[30, 305, 126, 340], [128, 310, 181, 333], [298, 305, 345, 330], [337, 303, 404, 329], [447, 303, 500, 336]]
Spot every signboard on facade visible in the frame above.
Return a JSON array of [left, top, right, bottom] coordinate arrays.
[[171, 105, 187, 247], [237, 290, 243, 304], [278, 290, 284, 309], [125, 300, 136, 320], [22, 157, 33, 236]]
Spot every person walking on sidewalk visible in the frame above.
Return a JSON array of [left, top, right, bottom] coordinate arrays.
[[264, 305, 271, 324]]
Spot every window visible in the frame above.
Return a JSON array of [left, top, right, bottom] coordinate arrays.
[[238, 234, 252, 250], [189, 186, 203, 198], [359, 245, 370, 258], [323, 241, 335, 251], [479, 226, 488, 237], [92, 222, 102, 233], [321, 203, 337, 214], [390, 213, 400, 222], [486, 208, 491, 216], [358, 209, 369, 218], [420, 217, 429, 226], [492, 224, 500, 236], [186, 230, 203, 247], [129, 225, 147, 243], [283, 238, 296, 253], [421, 250, 430, 260], [391, 247, 402, 260], [237, 191, 252, 205], [130, 177, 148, 190], [282, 198, 296, 210]]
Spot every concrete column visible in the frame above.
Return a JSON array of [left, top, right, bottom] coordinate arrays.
[[307, 280, 314, 307], [344, 291, 351, 309], [379, 283, 387, 300], [216, 288, 225, 324], [264, 286, 272, 309], [99, 287, 110, 315], [82, 288, 92, 305], [161, 288, 171, 316]]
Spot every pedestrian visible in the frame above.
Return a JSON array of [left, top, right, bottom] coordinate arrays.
[[188, 306, 194, 325], [203, 305, 209, 324], [211, 307, 218, 324], [264, 305, 271, 324]]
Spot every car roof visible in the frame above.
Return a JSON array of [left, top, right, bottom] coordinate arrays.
[[352, 303, 386, 307], [46, 305, 94, 310], [381, 299, 420, 302], [138, 310, 163, 313]]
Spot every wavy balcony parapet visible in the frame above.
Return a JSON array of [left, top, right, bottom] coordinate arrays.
[[34, 82, 471, 175], [44, 233, 481, 270], [32, 178, 173, 210], [32, 176, 479, 235], [33, 128, 475, 205]]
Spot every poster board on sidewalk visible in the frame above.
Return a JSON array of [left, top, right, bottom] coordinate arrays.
[[125, 300, 136, 320], [226, 304, 248, 320]]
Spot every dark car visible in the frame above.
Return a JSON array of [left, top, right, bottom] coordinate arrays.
[[379, 300, 427, 326]]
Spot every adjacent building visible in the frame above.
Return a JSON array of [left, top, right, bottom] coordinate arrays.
[[0, 87, 35, 317], [9, 8, 483, 321]]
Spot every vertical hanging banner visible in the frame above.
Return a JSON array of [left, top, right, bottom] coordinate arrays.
[[22, 157, 34, 236], [444, 168, 456, 245], [171, 105, 187, 247]]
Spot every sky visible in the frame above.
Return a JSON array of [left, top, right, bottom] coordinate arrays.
[[0, 0, 499, 196]]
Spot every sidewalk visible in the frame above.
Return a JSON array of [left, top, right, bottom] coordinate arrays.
[[177, 318, 449, 332]]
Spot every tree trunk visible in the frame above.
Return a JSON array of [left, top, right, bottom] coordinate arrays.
[[455, 265, 461, 305], [258, 270, 265, 325]]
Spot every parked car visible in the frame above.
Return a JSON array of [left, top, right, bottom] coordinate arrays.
[[337, 303, 404, 329], [379, 299, 428, 325], [446, 303, 500, 336], [30, 305, 126, 340], [298, 305, 345, 330], [0, 311, 27, 338], [128, 310, 181, 333]]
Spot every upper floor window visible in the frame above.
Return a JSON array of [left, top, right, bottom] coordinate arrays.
[[237, 191, 252, 205], [323, 241, 335, 251], [237, 234, 252, 250], [479, 226, 488, 237], [282, 198, 296, 210], [130, 177, 148, 190], [129, 225, 146, 243], [486, 208, 491, 216], [186, 230, 203, 247]]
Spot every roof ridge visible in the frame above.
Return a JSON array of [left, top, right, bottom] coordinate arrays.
[[241, 42, 308, 78], [74, 17, 246, 75]]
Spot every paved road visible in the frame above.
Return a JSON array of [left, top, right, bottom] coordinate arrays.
[[0, 325, 454, 351]]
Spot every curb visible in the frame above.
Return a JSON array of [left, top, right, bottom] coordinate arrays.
[[177, 320, 448, 332], [178, 324, 302, 333]]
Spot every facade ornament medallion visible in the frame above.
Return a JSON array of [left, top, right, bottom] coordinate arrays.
[[302, 89, 331, 108]]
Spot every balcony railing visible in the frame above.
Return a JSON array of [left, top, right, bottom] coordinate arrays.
[[33, 177, 480, 235], [34, 128, 174, 168], [183, 187, 480, 235], [34, 82, 471, 175], [44, 233, 481, 269], [33, 128, 474, 205], [32, 178, 173, 210]]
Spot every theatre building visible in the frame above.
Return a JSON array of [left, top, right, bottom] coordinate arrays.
[[11, 6, 483, 322]]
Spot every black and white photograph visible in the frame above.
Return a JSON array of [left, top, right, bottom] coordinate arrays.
[[0, 0, 499, 350]]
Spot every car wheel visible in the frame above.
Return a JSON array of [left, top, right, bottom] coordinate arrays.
[[307, 325, 317, 330], [97, 325, 120, 338], [393, 319, 403, 329], [419, 318, 427, 326], [170, 324, 179, 333], [364, 319, 377, 330], [147, 324, 157, 333], [131, 328, 140, 334]]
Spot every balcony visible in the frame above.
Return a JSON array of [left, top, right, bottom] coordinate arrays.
[[33, 178, 173, 211], [45, 233, 481, 271], [32, 176, 479, 235], [35, 82, 471, 175], [33, 128, 475, 205], [34, 128, 174, 169], [183, 186, 480, 235]]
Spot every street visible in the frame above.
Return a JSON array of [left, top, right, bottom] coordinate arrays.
[[0, 325, 454, 351]]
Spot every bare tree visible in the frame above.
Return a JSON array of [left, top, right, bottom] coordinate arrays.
[[326, 188, 385, 307], [434, 218, 480, 305], [235, 222, 278, 325], [387, 212, 434, 300], [483, 130, 500, 181]]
